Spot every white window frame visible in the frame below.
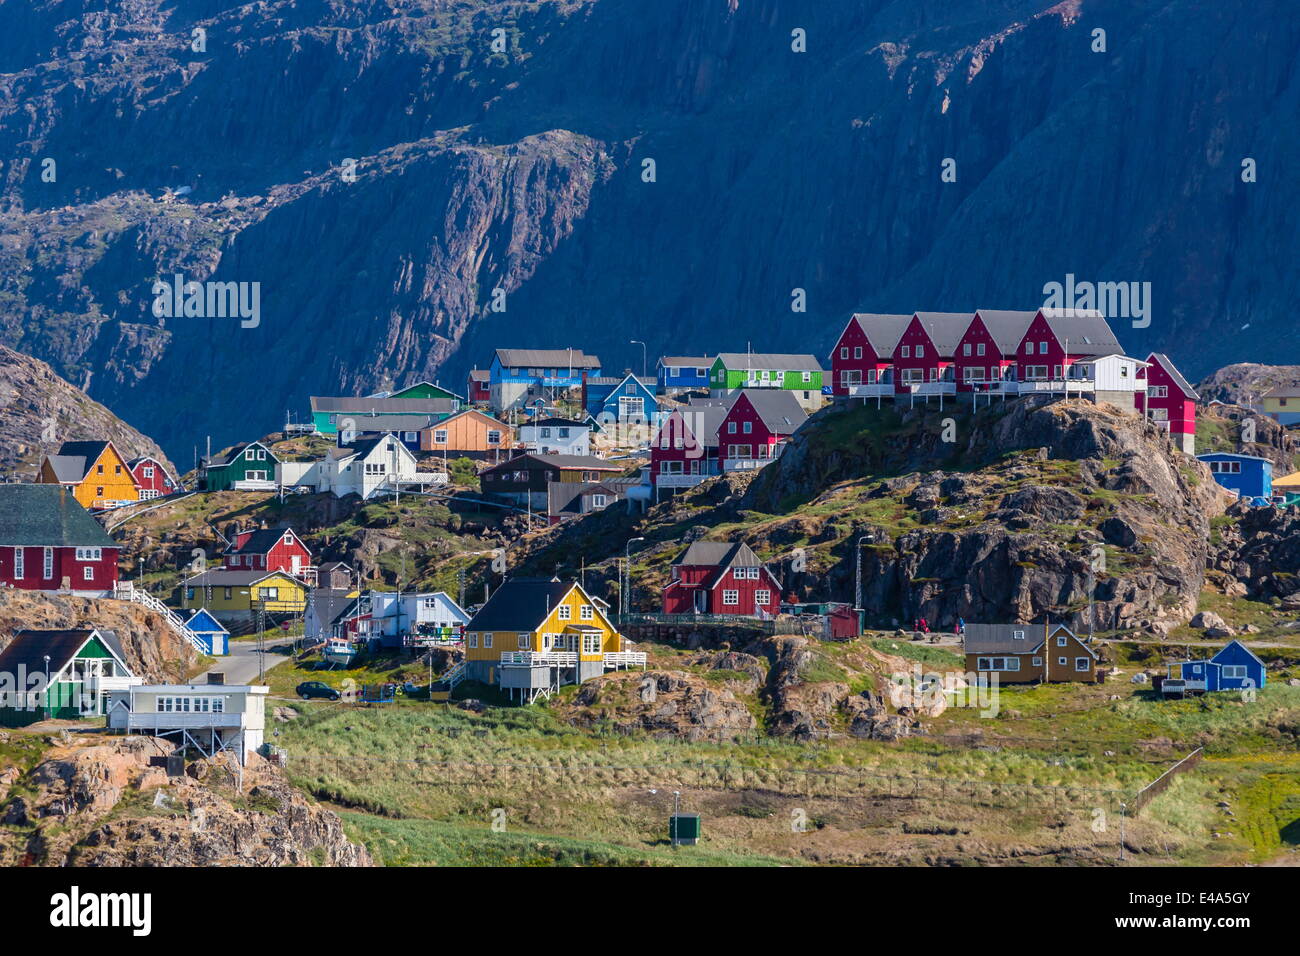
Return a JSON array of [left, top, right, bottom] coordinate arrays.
[[722, 589, 739, 606], [558, 605, 571, 621], [755, 589, 771, 606], [580, 605, 594, 621], [1074, 657, 1090, 672]]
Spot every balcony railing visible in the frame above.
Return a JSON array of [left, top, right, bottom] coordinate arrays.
[[846, 383, 894, 398], [723, 457, 778, 472], [499, 650, 579, 666], [656, 472, 714, 488], [111, 711, 248, 731]]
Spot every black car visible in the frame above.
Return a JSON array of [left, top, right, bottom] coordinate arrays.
[[296, 681, 341, 701]]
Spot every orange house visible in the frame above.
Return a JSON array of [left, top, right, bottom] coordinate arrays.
[[419, 409, 514, 460], [37, 440, 140, 509]]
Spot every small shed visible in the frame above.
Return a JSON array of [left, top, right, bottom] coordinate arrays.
[[184, 608, 231, 656]]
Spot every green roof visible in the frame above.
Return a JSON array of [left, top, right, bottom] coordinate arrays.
[[0, 485, 116, 548]]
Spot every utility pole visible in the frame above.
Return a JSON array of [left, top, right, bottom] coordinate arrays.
[[630, 340, 647, 380], [853, 535, 869, 612], [623, 537, 645, 616]]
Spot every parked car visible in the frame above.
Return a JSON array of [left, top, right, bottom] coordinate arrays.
[[296, 680, 341, 701]]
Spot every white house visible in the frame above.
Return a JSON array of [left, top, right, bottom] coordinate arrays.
[[107, 682, 269, 765], [317, 432, 436, 499], [276, 459, 323, 491], [519, 417, 591, 456], [369, 590, 470, 647]]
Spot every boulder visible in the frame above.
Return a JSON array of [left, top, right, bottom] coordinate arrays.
[[1190, 611, 1226, 629]]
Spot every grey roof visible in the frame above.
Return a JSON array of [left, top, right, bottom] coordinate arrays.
[[224, 527, 303, 556], [468, 369, 490, 382], [308, 588, 359, 631], [672, 541, 763, 568], [973, 310, 1038, 353], [735, 389, 808, 433], [466, 578, 579, 632], [716, 352, 823, 372], [1263, 386, 1300, 399], [44, 455, 88, 483], [912, 313, 974, 353], [659, 356, 714, 367], [310, 396, 457, 415], [182, 568, 295, 587], [661, 401, 732, 448], [336, 414, 441, 432], [494, 349, 601, 369], [0, 628, 129, 679], [547, 480, 623, 516], [334, 434, 411, 461], [487, 453, 621, 474], [963, 623, 1045, 654], [522, 417, 590, 429], [1038, 309, 1122, 356], [847, 314, 914, 356], [0, 485, 115, 548]]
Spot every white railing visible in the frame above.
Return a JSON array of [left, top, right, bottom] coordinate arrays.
[[847, 383, 894, 398], [499, 650, 579, 666], [602, 652, 647, 669], [113, 712, 247, 731], [906, 381, 957, 396], [440, 660, 468, 689], [723, 457, 778, 472], [231, 479, 277, 491], [655, 473, 713, 488], [114, 582, 207, 654]]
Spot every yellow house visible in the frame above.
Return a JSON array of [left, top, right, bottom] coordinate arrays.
[[462, 577, 643, 703], [1261, 387, 1300, 426], [37, 440, 140, 509], [179, 568, 308, 623]]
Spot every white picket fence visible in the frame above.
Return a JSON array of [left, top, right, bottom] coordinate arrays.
[[114, 582, 206, 654]]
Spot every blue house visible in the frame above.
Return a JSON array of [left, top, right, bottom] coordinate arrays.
[[1167, 639, 1266, 694], [657, 356, 714, 393], [1196, 452, 1273, 502], [184, 607, 231, 656], [488, 348, 602, 414], [585, 372, 661, 423]]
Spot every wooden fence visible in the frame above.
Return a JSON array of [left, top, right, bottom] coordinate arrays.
[[1130, 747, 1204, 815]]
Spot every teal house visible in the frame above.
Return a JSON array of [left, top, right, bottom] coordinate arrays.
[[200, 441, 280, 491]]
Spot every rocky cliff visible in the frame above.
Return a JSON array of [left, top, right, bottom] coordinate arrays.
[[1195, 364, 1300, 408], [0, 345, 173, 478], [1, 0, 1295, 460], [0, 590, 196, 682], [0, 735, 370, 867]]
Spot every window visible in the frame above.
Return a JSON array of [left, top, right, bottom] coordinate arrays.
[[963, 367, 985, 382], [263, 587, 279, 601], [13, 548, 23, 579], [755, 589, 771, 605], [434, 430, 447, 444], [901, 368, 925, 384], [727, 422, 737, 434], [1075, 657, 1090, 671], [1012, 630, 1025, 640], [558, 605, 571, 621], [722, 589, 739, 606], [1024, 342, 1033, 355], [1222, 665, 1247, 679], [487, 430, 501, 445], [224, 587, 233, 600], [853, 347, 862, 359], [97, 464, 104, 474], [468, 633, 478, 648], [1057, 635, 1067, 646], [962, 343, 971, 356], [83, 566, 94, 581], [1031, 656, 1042, 666], [115, 464, 122, 474], [143, 466, 154, 478], [186, 587, 195, 600], [582, 634, 602, 655], [590, 495, 607, 508], [1058, 656, 1067, 666], [742, 421, 752, 434], [1148, 385, 1168, 398], [802, 371, 812, 382], [900, 345, 910, 359], [660, 460, 682, 474], [364, 462, 386, 475], [580, 605, 594, 621], [518, 634, 530, 649], [977, 657, 1019, 672], [404, 431, 416, 443], [840, 347, 848, 359], [915, 345, 925, 358], [96, 486, 105, 497], [483, 633, 493, 648], [43, 547, 53, 578], [1039, 341, 1048, 354]]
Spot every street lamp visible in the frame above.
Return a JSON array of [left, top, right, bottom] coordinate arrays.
[[853, 535, 871, 613], [629, 340, 647, 380], [623, 537, 646, 616], [43, 654, 50, 719]]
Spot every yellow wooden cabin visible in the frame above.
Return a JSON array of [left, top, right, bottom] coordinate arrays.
[[37, 440, 140, 510], [460, 578, 644, 703], [179, 568, 308, 623]]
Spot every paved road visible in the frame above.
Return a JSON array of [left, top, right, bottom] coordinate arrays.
[[197, 638, 294, 685]]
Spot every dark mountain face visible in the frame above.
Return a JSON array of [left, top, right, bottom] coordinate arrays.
[[0, 0, 1295, 459]]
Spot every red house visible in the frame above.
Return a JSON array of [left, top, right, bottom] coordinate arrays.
[[222, 526, 313, 580], [649, 399, 731, 493], [828, 313, 912, 395], [662, 541, 781, 616], [127, 456, 180, 499], [1136, 352, 1198, 455], [0, 485, 119, 597], [952, 310, 1035, 392], [891, 313, 968, 393], [467, 368, 491, 405], [1013, 308, 1121, 384], [717, 390, 808, 472]]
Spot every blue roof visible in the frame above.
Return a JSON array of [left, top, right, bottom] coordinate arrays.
[[1195, 452, 1272, 464], [185, 607, 230, 635]]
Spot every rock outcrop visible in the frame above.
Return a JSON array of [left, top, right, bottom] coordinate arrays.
[[567, 670, 756, 741], [0, 735, 370, 867], [0, 590, 195, 682]]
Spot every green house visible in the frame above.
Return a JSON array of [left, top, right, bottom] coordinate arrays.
[[709, 353, 825, 393], [0, 628, 139, 726], [200, 441, 280, 491], [390, 381, 465, 403]]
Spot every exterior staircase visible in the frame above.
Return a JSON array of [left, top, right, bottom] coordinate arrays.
[[114, 582, 207, 654]]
